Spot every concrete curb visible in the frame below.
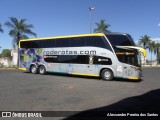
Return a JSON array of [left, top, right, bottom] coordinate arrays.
[[0, 68, 18, 70]]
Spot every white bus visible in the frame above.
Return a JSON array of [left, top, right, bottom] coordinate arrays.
[[19, 33, 146, 81]]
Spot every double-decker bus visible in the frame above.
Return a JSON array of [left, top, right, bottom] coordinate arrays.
[[19, 33, 146, 81]]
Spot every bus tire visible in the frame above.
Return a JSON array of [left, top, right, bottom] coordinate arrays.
[[30, 65, 38, 74], [39, 65, 46, 75], [101, 69, 113, 81]]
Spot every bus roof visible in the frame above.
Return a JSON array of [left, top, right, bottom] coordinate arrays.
[[105, 32, 130, 36], [19, 33, 105, 42]]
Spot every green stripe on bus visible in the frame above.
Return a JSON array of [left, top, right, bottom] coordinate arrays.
[[47, 71, 68, 74], [114, 76, 123, 79]]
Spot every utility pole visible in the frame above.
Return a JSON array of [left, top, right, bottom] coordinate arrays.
[[89, 7, 95, 33]]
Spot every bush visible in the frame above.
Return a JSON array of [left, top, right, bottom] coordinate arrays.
[[0, 63, 4, 68]]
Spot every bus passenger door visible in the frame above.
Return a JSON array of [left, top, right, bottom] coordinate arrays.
[[86, 65, 96, 76]]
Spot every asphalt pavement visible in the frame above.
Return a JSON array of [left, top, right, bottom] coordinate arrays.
[[0, 68, 160, 119]]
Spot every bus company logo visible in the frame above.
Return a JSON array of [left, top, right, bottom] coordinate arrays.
[[43, 50, 96, 55], [2, 112, 11, 117]]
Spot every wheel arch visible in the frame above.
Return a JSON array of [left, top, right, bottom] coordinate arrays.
[[30, 63, 38, 72]]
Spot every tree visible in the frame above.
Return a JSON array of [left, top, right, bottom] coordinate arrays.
[[94, 20, 111, 34], [0, 49, 11, 57], [148, 41, 157, 66], [0, 23, 3, 33], [158, 52, 160, 63], [138, 35, 151, 49], [5, 17, 37, 48], [155, 42, 160, 64], [138, 35, 151, 65], [5, 17, 37, 66]]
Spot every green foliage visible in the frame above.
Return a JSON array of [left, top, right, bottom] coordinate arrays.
[[138, 35, 160, 64], [0, 63, 4, 68], [0, 49, 11, 57], [0, 23, 3, 33], [156, 43, 160, 63], [94, 20, 111, 34], [5, 17, 37, 48], [138, 35, 151, 49], [148, 41, 157, 54]]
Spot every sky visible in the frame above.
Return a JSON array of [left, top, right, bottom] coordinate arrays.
[[1, 0, 160, 60]]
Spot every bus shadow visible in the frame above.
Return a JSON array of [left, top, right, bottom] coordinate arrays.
[[24, 71, 142, 82], [114, 78, 142, 83], [63, 89, 160, 120], [24, 71, 99, 80], [45, 73, 142, 82], [46, 72, 99, 80]]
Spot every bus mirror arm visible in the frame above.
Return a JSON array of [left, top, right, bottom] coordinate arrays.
[[138, 48, 146, 57]]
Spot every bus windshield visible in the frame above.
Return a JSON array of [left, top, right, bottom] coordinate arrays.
[[105, 34, 140, 67], [106, 34, 135, 46]]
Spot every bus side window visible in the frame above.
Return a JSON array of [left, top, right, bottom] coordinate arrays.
[[71, 55, 87, 64], [31, 40, 43, 48], [101, 37, 113, 52], [43, 40, 55, 48], [20, 41, 32, 48], [70, 37, 85, 47], [57, 55, 71, 63], [85, 36, 106, 48], [55, 38, 69, 47]]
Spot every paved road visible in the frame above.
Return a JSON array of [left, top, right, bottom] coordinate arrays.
[[0, 68, 160, 118]]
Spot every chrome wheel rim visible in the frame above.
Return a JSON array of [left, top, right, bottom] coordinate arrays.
[[31, 66, 36, 73], [40, 67, 44, 74], [104, 71, 111, 79]]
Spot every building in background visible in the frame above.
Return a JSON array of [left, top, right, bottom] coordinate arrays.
[[11, 49, 18, 65], [0, 49, 17, 67]]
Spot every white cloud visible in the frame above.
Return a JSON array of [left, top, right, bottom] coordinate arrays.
[[134, 40, 139, 44], [158, 23, 160, 27], [150, 38, 160, 43]]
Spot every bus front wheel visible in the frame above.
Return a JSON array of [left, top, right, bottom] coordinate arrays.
[[39, 65, 46, 75], [101, 69, 113, 81]]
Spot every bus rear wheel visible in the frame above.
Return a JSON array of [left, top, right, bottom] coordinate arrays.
[[30, 65, 38, 74], [101, 69, 113, 81], [39, 65, 46, 75]]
